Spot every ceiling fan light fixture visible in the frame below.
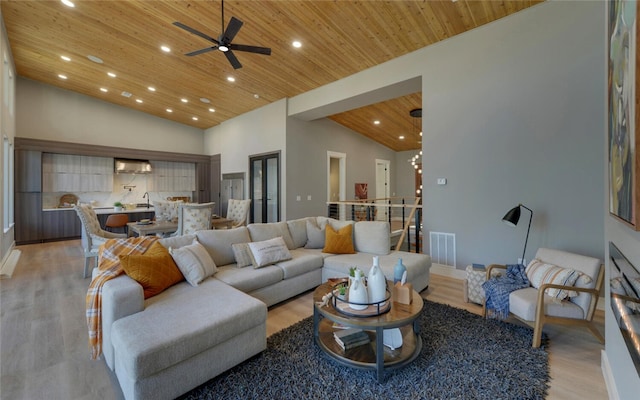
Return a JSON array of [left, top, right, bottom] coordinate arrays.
[[218, 45, 229, 52]]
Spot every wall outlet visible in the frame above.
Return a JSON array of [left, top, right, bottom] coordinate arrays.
[[437, 178, 447, 185], [296, 195, 301, 201], [307, 195, 312, 201]]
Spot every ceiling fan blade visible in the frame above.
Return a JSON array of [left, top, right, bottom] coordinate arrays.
[[185, 47, 218, 56], [230, 44, 271, 55], [173, 22, 219, 45], [222, 16, 243, 43], [224, 50, 242, 69]]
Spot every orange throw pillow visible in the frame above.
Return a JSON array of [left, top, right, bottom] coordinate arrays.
[[119, 241, 184, 299], [323, 224, 355, 254]]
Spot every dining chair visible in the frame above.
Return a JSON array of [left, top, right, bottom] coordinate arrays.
[[175, 202, 215, 236], [226, 199, 251, 228], [73, 204, 127, 278]]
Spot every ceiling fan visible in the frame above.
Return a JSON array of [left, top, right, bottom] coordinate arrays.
[[173, 0, 271, 69]]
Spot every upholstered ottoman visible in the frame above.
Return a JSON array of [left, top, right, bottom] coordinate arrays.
[[110, 278, 267, 400], [463, 265, 502, 304]]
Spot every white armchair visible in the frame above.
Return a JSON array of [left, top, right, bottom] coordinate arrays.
[[175, 202, 215, 236], [484, 248, 604, 347], [226, 199, 251, 228], [73, 204, 127, 278]]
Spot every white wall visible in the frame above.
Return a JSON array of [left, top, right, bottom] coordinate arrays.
[[16, 78, 205, 154], [203, 99, 287, 217]]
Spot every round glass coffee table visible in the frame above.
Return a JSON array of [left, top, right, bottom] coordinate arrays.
[[313, 280, 424, 382]]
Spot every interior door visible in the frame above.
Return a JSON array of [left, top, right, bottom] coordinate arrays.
[[250, 152, 280, 223]]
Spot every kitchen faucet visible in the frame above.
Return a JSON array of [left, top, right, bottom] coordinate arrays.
[[143, 192, 150, 209]]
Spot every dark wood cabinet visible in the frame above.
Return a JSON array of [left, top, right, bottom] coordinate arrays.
[[15, 192, 42, 244], [41, 209, 81, 240], [195, 161, 211, 203], [15, 150, 42, 192]]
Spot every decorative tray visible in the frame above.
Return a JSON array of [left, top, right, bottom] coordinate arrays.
[[331, 281, 391, 318]]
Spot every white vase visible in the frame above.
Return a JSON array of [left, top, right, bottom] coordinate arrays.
[[348, 269, 368, 310], [367, 256, 386, 304]]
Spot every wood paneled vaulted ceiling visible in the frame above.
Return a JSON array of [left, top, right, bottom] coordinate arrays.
[[1, 0, 541, 151]]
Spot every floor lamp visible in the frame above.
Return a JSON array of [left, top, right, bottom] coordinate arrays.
[[502, 203, 533, 264]]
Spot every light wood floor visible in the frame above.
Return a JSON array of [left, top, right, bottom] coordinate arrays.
[[1, 239, 608, 399]]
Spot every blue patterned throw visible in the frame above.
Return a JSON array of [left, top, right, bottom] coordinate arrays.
[[482, 264, 529, 320]]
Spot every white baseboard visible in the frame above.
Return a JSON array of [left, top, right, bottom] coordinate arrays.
[[602, 350, 619, 400], [0, 247, 21, 279]]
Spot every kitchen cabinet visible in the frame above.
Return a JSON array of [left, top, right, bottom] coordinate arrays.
[[41, 209, 81, 240], [15, 192, 42, 243], [150, 161, 195, 192], [15, 150, 42, 192], [43, 153, 113, 192]]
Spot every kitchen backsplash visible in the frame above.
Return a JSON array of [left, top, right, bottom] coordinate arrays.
[[42, 173, 193, 208]]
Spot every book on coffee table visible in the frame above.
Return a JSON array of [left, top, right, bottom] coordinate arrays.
[[336, 335, 371, 350], [333, 328, 370, 349]]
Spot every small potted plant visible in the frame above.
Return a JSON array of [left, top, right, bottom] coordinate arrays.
[[113, 201, 123, 211]]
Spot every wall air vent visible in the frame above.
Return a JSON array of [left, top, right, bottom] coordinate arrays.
[[114, 159, 152, 174]]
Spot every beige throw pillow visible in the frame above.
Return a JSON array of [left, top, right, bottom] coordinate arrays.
[[525, 259, 589, 300], [232, 243, 253, 268], [248, 237, 292, 268], [169, 239, 217, 286]]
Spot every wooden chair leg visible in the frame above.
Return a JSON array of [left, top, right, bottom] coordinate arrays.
[[587, 323, 605, 344], [532, 318, 544, 348]]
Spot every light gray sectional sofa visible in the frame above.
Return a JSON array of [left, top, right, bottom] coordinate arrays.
[[99, 217, 431, 400]]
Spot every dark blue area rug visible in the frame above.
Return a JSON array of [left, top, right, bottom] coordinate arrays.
[[181, 301, 549, 400]]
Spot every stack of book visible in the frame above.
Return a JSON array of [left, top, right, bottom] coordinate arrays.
[[333, 328, 370, 350]]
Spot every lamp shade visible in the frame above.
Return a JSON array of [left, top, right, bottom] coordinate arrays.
[[502, 206, 521, 227]]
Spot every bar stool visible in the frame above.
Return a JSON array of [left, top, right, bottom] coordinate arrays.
[[105, 214, 129, 234]]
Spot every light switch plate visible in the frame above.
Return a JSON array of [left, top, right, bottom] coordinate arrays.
[[437, 178, 447, 185]]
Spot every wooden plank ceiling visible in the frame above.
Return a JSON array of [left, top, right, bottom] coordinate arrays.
[[1, 0, 541, 151]]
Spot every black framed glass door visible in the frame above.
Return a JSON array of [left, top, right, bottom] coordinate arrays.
[[249, 152, 280, 223]]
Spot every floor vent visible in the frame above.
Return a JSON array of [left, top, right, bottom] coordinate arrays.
[[429, 232, 456, 268]]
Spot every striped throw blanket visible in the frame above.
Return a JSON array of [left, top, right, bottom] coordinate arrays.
[[86, 236, 157, 360], [482, 264, 529, 320]]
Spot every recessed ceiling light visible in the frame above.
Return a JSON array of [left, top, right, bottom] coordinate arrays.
[[107, 72, 117, 78], [192, 116, 198, 121], [399, 135, 405, 140], [87, 55, 103, 64], [200, 97, 211, 103], [60, 55, 71, 62], [99, 87, 108, 92], [160, 45, 171, 53], [61, 0, 75, 8], [227, 76, 235, 82], [181, 98, 188, 103], [148, 86, 156, 92], [373, 120, 380, 125], [292, 41, 302, 48], [58, 74, 67, 80], [420, 131, 423, 136], [166, 108, 173, 113], [253, 94, 260, 99], [419, 150, 423, 155], [208, 108, 216, 113], [136, 99, 143, 103]]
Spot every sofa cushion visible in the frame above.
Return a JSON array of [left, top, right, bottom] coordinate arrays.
[[323, 224, 356, 254], [354, 221, 391, 255], [214, 264, 284, 293], [274, 248, 324, 279], [111, 278, 266, 380], [248, 237, 292, 268], [305, 219, 326, 249], [317, 217, 354, 231], [196, 227, 251, 266], [232, 243, 253, 267], [509, 287, 584, 321], [287, 217, 311, 249], [248, 222, 296, 250], [119, 242, 184, 299], [158, 234, 196, 250], [169, 240, 218, 286]]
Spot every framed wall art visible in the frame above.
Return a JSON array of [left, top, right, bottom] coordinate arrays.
[[608, 0, 640, 230]]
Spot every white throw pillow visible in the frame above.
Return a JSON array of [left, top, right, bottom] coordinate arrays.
[[247, 237, 292, 268], [169, 239, 217, 286], [232, 243, 253, 268], [525, 259, 588, 300]]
